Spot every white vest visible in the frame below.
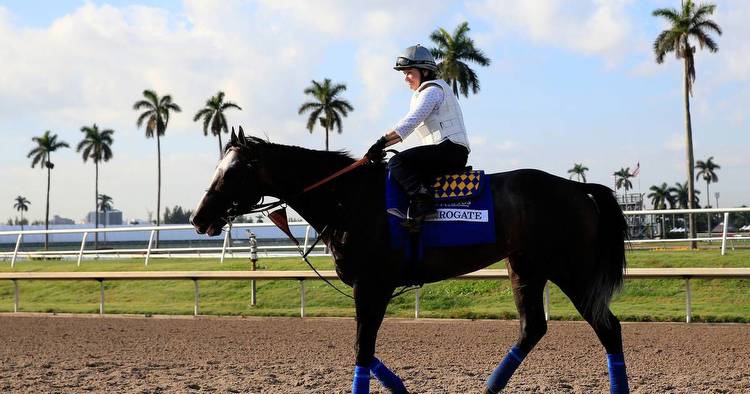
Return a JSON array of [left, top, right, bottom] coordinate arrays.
[[410, 79, 470, 152]]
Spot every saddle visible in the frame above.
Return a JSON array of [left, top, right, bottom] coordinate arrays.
[[385, 167, 496, 256]]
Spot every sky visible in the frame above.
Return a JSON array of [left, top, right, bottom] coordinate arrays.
[[1, 0, 749, 223]]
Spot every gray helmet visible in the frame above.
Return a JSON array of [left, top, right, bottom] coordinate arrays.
[[393, 44, 437, 71]]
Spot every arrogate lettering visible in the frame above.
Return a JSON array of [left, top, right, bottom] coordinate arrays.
[[426, 209, 488, 222]]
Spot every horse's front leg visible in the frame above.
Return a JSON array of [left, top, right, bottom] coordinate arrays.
[[352, 282, 408, 394]]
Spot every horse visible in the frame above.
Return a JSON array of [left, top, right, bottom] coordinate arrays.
[[190, 128, 630, 394]]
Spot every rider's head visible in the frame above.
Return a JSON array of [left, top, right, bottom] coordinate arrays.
[[394, 44, 438, 91]]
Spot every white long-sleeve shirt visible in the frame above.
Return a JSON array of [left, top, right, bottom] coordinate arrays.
[[393, 85, 444, 140]]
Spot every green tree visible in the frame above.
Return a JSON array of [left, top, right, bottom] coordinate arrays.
[[13, 196, 30, 231], [648, 183, 674, 210], [164, 205, 193, 224], [669, 181, 701, 209], [567, 163, 589, 182], [653, 0, 721, 245], [613, 167, 634, 192], [77, 124, 114, 249], [98, 193, 113, 244], [695, 156, 720, 207], [429, 21, 491, 98], [298, 79, 353, 151], [27, 130, 69, 249], [133, 90, 181, 246], [193, 91, 242, 158]]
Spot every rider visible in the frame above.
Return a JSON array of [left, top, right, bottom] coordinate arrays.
[[367, 44, 471, 223]]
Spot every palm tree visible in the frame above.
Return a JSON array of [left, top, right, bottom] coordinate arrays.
[[430, 21, 491, 98], [298, 79, 353, 151], [695, 156, 720, 236], [13, 196, 30, 231], [669, 181, 701, 209], [27, 131, 69, 249], [98, 194, 113, 244], [613, 168, 634, 192], [695, 156, 719, 207], [77, 124, 114, 249], [567, 163, 589, 182], [193, 91, 242, 158], [133, 90, 181, 247], [653, 0, 721, 246], [648, 183, 674, 210], [648, 183, 675, 237]]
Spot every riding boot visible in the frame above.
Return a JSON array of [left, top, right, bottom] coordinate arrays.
[[401, 185, 435, 233]]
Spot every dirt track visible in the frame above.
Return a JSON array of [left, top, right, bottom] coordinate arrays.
[[0, 315, 748, 393]]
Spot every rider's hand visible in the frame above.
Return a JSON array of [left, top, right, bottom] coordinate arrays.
[[366, 136, 388, 162]]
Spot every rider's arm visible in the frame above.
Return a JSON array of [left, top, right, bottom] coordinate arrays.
[[389, 85, 444, 142]]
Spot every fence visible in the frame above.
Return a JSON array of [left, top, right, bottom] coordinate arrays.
[[2, 207, 750, 266], [2, 268, 748, 323]]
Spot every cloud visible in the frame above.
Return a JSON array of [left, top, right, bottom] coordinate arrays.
[[468, 0, 634, 64], [664, 133, 683, 152]]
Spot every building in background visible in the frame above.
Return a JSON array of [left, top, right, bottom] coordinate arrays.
[[85, 209, 123, 226], [51, 215, 75, 225]]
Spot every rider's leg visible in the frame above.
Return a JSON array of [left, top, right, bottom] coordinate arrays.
[[388, 140, 469, 220]]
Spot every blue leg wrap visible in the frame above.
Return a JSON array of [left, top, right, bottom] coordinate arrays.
[[607, 353, 630, 394], [486, 346, 527, 393], [352, 365, 370, 394], [370, 358, 407, 393]]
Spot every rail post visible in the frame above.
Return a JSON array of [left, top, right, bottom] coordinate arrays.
[[544, 282, 550, 321], [11, 233, 22, 268], [303, 225, 311, 251], [685, 278, 692, 323], [220, 230, 229, 263], [415, 288, 421, 319], [721, 212, 730, 256], [193, 279, 200, 316], [13, 279, 19, 313], [300, 280, 305, 318], [77, 232, 88, 267], [98, 279, 104, 316], [144, 230, 156, 266], [249, 231, 258, 307]]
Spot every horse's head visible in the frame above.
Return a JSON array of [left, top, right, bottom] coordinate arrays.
[[190, 127, 264, 236]]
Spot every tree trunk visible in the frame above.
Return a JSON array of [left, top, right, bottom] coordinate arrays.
[[156, 133, 162, 248], [94, 161, 99, 250], [325, 126, 329, 151], [218, 133, 223, 159], [706, 180, 711, 239], [684, 55, 697, 249], [45, 161, 51, 250]]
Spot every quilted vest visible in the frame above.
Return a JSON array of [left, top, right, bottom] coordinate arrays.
[[410, 79, 470, 152]]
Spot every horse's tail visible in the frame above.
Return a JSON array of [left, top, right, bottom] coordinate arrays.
[[581, 183, 628, 327]]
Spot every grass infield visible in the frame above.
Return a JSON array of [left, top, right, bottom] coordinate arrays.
[[0, 249, 748, 322]]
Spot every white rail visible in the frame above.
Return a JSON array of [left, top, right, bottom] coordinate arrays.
[[1, 268, 748, 323], [2, 207, 749, 265]]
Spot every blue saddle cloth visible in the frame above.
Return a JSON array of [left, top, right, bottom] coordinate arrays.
[[385, 169, 496, 254]]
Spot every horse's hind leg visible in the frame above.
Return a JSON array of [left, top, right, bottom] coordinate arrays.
[[485, 268, 547, 394], [557, 280, 630, 394]]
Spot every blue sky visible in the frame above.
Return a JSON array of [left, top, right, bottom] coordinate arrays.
[[1, 0, 748, 223]]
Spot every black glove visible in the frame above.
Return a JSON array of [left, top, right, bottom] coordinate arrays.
[[366, 136, 388, 162]]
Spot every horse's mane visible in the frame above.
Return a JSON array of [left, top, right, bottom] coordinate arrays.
[[244, 136, 355, 165]]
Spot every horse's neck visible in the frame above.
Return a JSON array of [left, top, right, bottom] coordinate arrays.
[[261, 147, 355, 230]]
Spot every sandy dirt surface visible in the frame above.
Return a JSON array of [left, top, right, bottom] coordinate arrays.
[[0, 315, 748, 393]]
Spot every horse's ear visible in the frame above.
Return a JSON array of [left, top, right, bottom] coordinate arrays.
[[238, 126, 246, 145], [230, 127, 238, 145]]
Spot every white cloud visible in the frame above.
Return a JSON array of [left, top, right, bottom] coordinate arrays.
[[468, 0, 634, 64], [664, 133, 683, 152]]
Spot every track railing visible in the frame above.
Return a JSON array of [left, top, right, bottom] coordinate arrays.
[[2, 268, 748, 323], [2, 207, 749, 266]]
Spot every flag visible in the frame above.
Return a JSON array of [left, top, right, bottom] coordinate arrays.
[[631, 162, 640, 177]]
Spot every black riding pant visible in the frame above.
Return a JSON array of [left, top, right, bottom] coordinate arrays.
[[388, 140, 469, 196]]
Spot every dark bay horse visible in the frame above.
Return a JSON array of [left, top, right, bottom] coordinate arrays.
[[190, 128, 630, 394]]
